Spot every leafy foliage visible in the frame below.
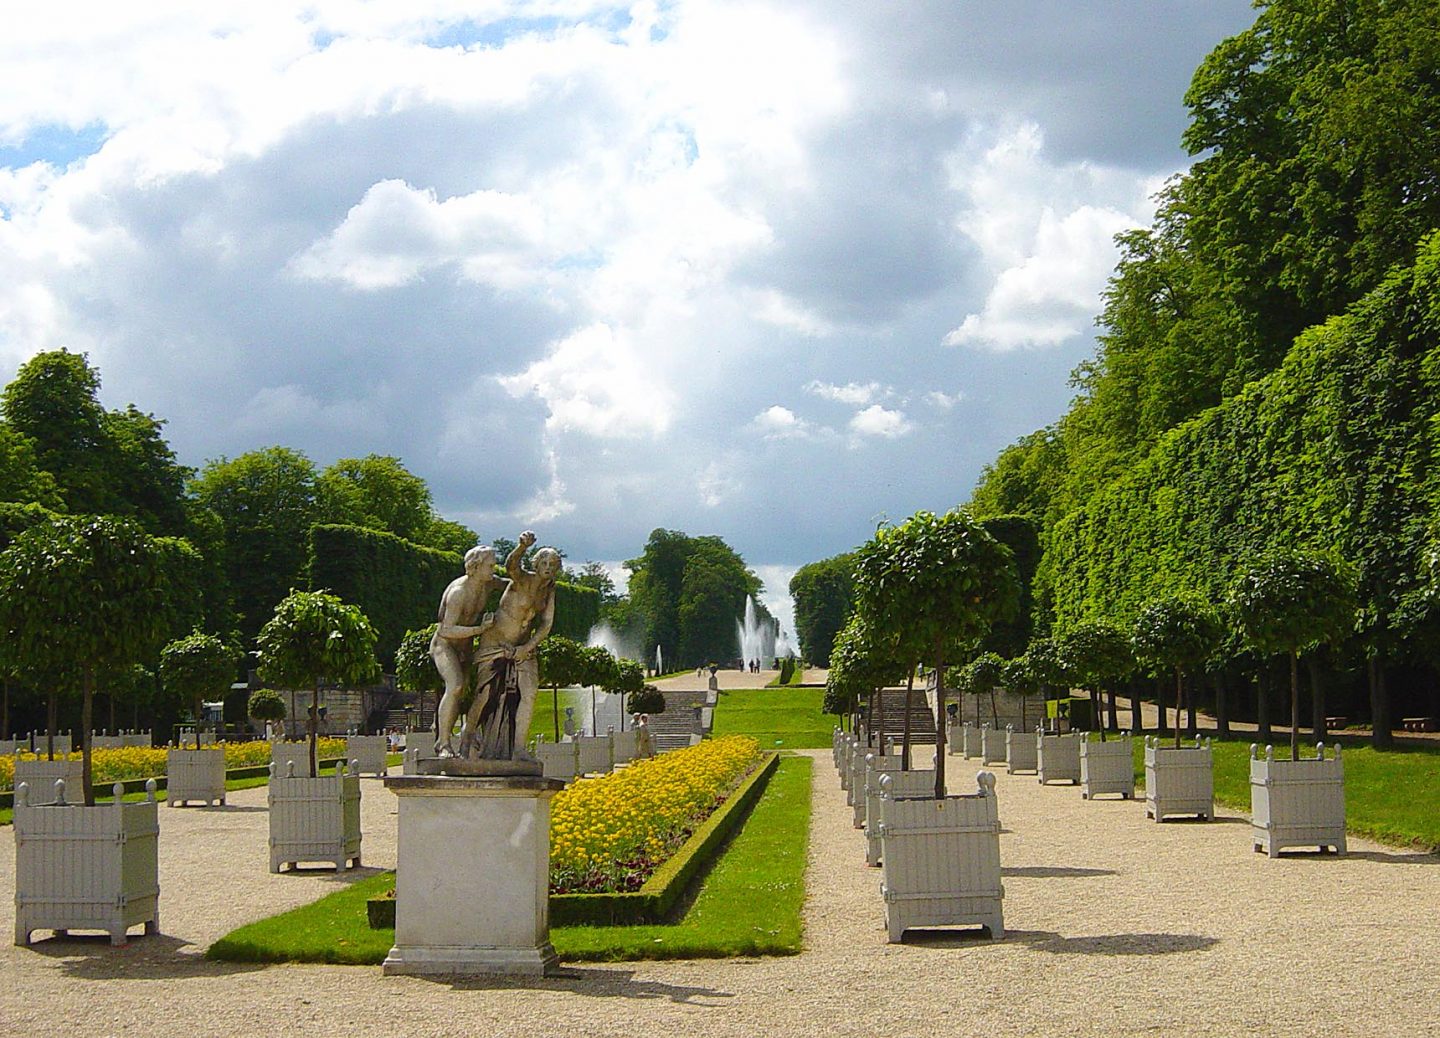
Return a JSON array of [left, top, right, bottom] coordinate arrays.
[[627, 529, 764, 668], [159, 631, 240, 748], [247, 687, 287, 724], [628, 684, 666, 715], [394, 624, 440, 693], [1229, 549, 1357, 658], [788, 553, 854, 667]]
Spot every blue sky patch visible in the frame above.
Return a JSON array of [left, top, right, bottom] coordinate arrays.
[[0, 123, 107, 171]]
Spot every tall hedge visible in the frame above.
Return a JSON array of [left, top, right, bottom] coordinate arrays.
[[307, 523, 599, 669], [1038, 232, 1440, 711]]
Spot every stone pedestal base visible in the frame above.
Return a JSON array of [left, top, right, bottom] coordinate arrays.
[[383, 774, 564, 977]]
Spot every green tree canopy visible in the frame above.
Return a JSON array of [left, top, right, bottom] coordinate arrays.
[[1132, 595, 1222, 747], [789, 552, 854, 667], [854, 508, 1019, 796], [395, 624, 441, 694], [1230, 549, 1356, 758], [0, 515, 197, 803], [247, 687, 287, 724], [256, 589, 380, 776], [159, 631, 240, 748]]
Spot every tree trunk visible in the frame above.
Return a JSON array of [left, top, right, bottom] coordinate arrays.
[[1309, 657, 1326, 740], [1130, 680, 1143, 733], [1215, 670, 1230, 737], [1186, 675, 1197, 739], [1106, 685, 1118, 732], [1020, 694, 1027, 733], [108, 692, 116, 736], [82, 666, 95, 806], [1, 677, 9, 741], [933, 645, 946, 800], [1257, 669, 1271, 741], [308, 683, 320, 778], [1173, 666, 1183, 749], [1155, 677, 1168, 735], [1369, 656, 1392, 749], [875, 684, 886, 751], [900, 672, 914, 771], [46, 690, 58, 760], [1289, 649, 1300, 762], [194, 695, 203, 750], [553, 685, 561, 743]]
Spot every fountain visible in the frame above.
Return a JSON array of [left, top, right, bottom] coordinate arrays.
[[736, 596, 782, 667], [654, 643, 664, 676]]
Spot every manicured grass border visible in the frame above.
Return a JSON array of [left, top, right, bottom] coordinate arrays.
[[206, 754, 812, 965], [551, 750, 779, 926]]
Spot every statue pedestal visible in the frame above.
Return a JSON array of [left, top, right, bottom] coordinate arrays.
[[382, 774, 565, 976]]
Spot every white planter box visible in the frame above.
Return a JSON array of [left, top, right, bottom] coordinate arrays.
[[267, 761, 362, 872], [1250, 744, 1346, 857], [1144, 738, 1213, 821], [269, 741, 311, 775], [576, 734, 614, 775], [0, 738, 20, 755], [612, 729, 639, 763], [1081, 736, 1135, 800], [1006, 727, 1038, 774], [962, 723, 982, 759], [866, 768, 935, 866], [840, 735, 856, 791], [345, 735, 389, 777], [14, 779, 160, 946], [121, 730, 152, 748], [90, 734, 126, 750], [856, 753, 903, 830], [534, 737, 581, 782], [1037, 732, 1081, 785], [946, 721, 965, 756], [13, 759, 85, 806], [26, 732, 71, 755], [166, 748, 227, 807], [877, 770, 1003, 942], [981, 725, 1007, 765]]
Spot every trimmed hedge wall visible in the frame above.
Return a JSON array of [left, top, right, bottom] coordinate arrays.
[[307, 523, 600, 669], [549, 751, 780, 926]]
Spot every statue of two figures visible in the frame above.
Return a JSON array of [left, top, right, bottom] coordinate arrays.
[[430, 530, 560, 764]]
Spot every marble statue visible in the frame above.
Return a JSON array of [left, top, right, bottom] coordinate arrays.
[[457, 530, 560, 762], [562, 706, 576, 738], [432, 546, 504, 756]]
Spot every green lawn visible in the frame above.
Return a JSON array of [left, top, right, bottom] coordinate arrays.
[[207, 753, 813, 964], [1126, 735, 1440, 850], [711, 688, 831, 749]]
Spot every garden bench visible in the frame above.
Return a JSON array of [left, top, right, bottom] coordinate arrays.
[[1402, 717, 1436, 733]]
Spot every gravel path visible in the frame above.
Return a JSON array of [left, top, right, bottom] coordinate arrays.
[[3, 751, 1438, 1037]]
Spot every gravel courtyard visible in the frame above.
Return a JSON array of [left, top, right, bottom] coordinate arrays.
[[2, 749, 1437, 1038]]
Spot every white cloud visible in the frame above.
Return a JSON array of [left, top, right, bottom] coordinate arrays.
[[697, 460, 738, 508], [942, 122, 1155, 351], [924, 389, 964, 409], [497, 323, 673, 440], [751, 404, 810, 440], [806, 380, 884, 406], [849, 404, 913, 440]]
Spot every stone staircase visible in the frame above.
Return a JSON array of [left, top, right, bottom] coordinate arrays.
[[645, 689, 712, 752], [868, 686, 937, 749]]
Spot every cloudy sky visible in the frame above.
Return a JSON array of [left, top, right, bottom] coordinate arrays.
[[0, 1, 1256, 636]]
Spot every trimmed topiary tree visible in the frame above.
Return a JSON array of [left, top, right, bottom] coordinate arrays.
[[1057, 620, 1134, 741], [1132, 595, 1222, 749], [999, 654, 1037, 734], [826, 611, 906, 736], [960, 652, 1005, 727], [248, 687, 287, 733], [256, 589, 380, 777], [854, 508, 1019, 798], [627, 683, 666, 716], [605, 656, 646, 731], [160, 631, 239, 749], [395, 623, 441, 741], [0, 515, 196, 804], [537, 635, 587, 742], [1229, 549, 1357, 760]]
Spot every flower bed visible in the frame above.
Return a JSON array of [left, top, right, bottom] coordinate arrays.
[[0, 738, 349, 792], [549, 735, 762, 894]]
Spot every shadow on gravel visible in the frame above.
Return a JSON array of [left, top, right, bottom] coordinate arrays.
[[1009, 931, 1219, 956], [1001, 866, 1117, 879], [436, 967, 735, 1006], [1267, 848, 1440, 866], [25, 934, 271, 979]]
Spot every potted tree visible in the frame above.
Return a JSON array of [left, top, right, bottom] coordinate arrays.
[[256, 589, 378, 872], [159, 631, 237, 807], [0, 515, 194, 945], [248, 687, 287, 741], [395, 624, 441, 772], [999, 654, 1038, 774], [605, 656, 646, 762], [1230, 549, 1355, 855], [1131, 595, 1220, 814], [854, 508, 1017, 940], [958, 653, 1003, 759]]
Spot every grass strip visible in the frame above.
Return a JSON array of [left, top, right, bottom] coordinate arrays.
[[206, 754, 813, 965], [1127, 735, 1440, 850], [711, 687, 832, 749]]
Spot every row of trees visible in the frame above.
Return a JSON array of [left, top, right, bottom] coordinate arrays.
[[960, 2, 1440, 738]]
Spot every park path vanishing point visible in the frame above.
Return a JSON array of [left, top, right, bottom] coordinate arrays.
[[2, 748, 1438, 1037]]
